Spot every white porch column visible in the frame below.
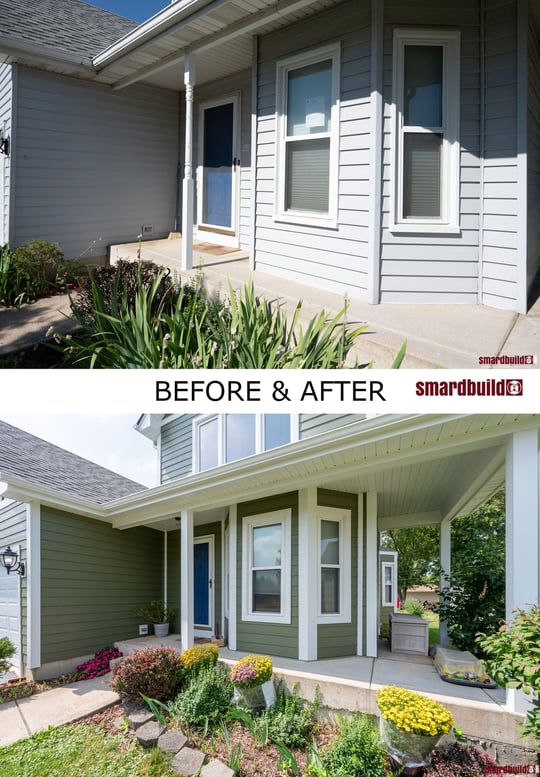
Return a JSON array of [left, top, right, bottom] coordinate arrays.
[[357, 493, 364, 655], [180, 509, 194, 649], [228, 505, 237, 651], [181, 55, 196, 271], [298, 487, 318, 660], [505, 429, 539, 713], [26, 502, 41, 671], [365, 492, 378, 657], [439, 519, 451, 647]]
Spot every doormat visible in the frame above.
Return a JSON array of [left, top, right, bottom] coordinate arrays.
[[193, 243, 239, 256]]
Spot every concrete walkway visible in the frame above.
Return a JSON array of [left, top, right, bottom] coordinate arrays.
[[1, 240, 539, 367], [0, 674, 119, 747]]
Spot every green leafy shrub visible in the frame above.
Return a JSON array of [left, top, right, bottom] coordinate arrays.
[[261, 682, 320, 748], [310, 713, 388, 777], [477, 606, 540, 746], [111, 646, 184, 702], [0, 636, 16, 674], [181, 644, 219, 677], [0, 240, 71, 306], [170, 665, 233, 730], [401, 598, 424, 616]]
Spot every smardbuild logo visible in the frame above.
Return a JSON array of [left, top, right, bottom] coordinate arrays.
[[415, 378, 523, 397]]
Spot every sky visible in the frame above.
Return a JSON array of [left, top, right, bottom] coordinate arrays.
[[1, 415, 158, 487], [86, 0, 169, 22]]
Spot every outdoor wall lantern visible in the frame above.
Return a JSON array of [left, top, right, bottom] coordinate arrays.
[[0, 546, 25, 576], [0, 134, 9, 157]]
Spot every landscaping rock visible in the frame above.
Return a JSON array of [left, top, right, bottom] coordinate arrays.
[[113, 714, 127, 730], [158, 728, 187, 754], [200, 759, 235, 777], [172, 746, 205, 776], [128, 709, 155, 730], [136, 720, 164, 748]]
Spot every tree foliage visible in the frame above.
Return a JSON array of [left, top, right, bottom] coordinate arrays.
[[438, 491, 505, 654], [382, 526, 439, 603]]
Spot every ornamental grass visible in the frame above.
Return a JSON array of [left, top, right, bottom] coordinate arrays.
[[229, 654, 273, 688], [376, 685, 454, 737]]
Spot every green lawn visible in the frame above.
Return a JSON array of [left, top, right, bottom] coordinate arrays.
[[423, 611, 440, 645], [0, 725, 177, 777]]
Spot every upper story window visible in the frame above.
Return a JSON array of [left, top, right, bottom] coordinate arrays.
[[275, 44, 340, 227], [392, 30, 460, 234], [194, 414, 296, 472]]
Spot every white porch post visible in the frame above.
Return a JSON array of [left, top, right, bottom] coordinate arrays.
[[228, 505, 237, 651], [365, 491, 378, 657], [298, 487, 318, 660], [439, 519, 451, 647], [180, 509, 194, 649], [505, 429, 540, 713], [26, 502, 41, 672], [357, 493, 364, 655], [181, 55, 196, 271]]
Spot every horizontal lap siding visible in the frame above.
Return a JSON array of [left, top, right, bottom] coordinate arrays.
[[13, 68, 179, 261], [527, 13, 540, 292], [167, 529, 181, 629], [380, 0, 482, 303], [40, 508, 163, 663], [194, 71, 251, 250], [481, 0, 519, 309], [160, 415, 195, 483], [317, 490, 358, 659], [255, 0, 372, 298], [0, 64, 12, 244], [299, 414, 361, 439], [0, 501, 27, 663], [237, 492, 298, 658]]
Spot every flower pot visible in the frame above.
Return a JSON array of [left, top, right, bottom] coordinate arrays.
[[379, 716, 441, 770], [153, 623, 170, 637], [233, 679, 276, 710]]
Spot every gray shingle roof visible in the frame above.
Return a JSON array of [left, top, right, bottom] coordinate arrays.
[[0, 420, 146, 504], [0, 0, 137, 62]]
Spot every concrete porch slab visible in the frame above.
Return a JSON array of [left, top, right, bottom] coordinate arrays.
[[111, 237, 540, 369]]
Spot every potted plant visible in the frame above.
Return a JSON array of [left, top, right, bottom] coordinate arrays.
[[230, 654, 275, 710], [134, 600, 176, 637], [376, 685, 454, 771]]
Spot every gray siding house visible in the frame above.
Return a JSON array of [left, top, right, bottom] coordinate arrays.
[[1, 413, 539, 727], [0, 0, 538, 311]]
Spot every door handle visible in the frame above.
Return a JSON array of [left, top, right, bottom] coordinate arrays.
[[209, 578, 213, 589], [233, 157, 239, 171]]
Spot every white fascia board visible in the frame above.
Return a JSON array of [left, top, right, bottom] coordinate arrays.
[[0, 34, 93, 74], [93, 0, 222, 67], [0, 472, 111, 522]]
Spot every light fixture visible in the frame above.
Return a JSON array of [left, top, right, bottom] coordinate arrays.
[[0, 135, 9, 157], [0, 546, 25, 576]]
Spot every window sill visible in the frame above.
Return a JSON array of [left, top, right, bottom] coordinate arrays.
[[274, 213, 338, 230], [389, 222, 461, 236], [241, 612, 291, 625], [317, 612, 352, 625]]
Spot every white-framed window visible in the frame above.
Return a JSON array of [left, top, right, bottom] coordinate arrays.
[[381, 561, 396, 608], [193, 414, 297, 472], [317, 506, 351, 624], [275, 44, 340, 227], [242, 509, 291, 624], [392, 29, 460, 233]]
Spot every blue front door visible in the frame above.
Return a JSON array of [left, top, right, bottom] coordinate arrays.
[[194, 539, 211, 628]]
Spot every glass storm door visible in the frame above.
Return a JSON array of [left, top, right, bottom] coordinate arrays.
[[198, 98, 238, 244], [194, 537, 214, 633]]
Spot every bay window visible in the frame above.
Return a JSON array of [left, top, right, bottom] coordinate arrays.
[[392, 30, 460, 233], [276, 44, 340, 226]]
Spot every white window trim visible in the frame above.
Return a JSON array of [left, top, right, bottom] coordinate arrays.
[[391, 29, 461, 234], [317, 506, 351, 624], [242, 509, 292, 625], [192, 414, 298, 473], [381, 561, 396, 608], [275, 43, 341, 228]]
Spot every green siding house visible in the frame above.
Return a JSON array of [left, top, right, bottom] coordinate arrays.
[[1, 413, 539, 726]]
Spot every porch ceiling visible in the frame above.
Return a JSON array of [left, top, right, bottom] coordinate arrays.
[[107, 414, 536, 531], [92, 0, 345, 90]]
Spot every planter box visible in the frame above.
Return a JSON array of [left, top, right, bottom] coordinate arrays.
[[389, 613, 428, 656]]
